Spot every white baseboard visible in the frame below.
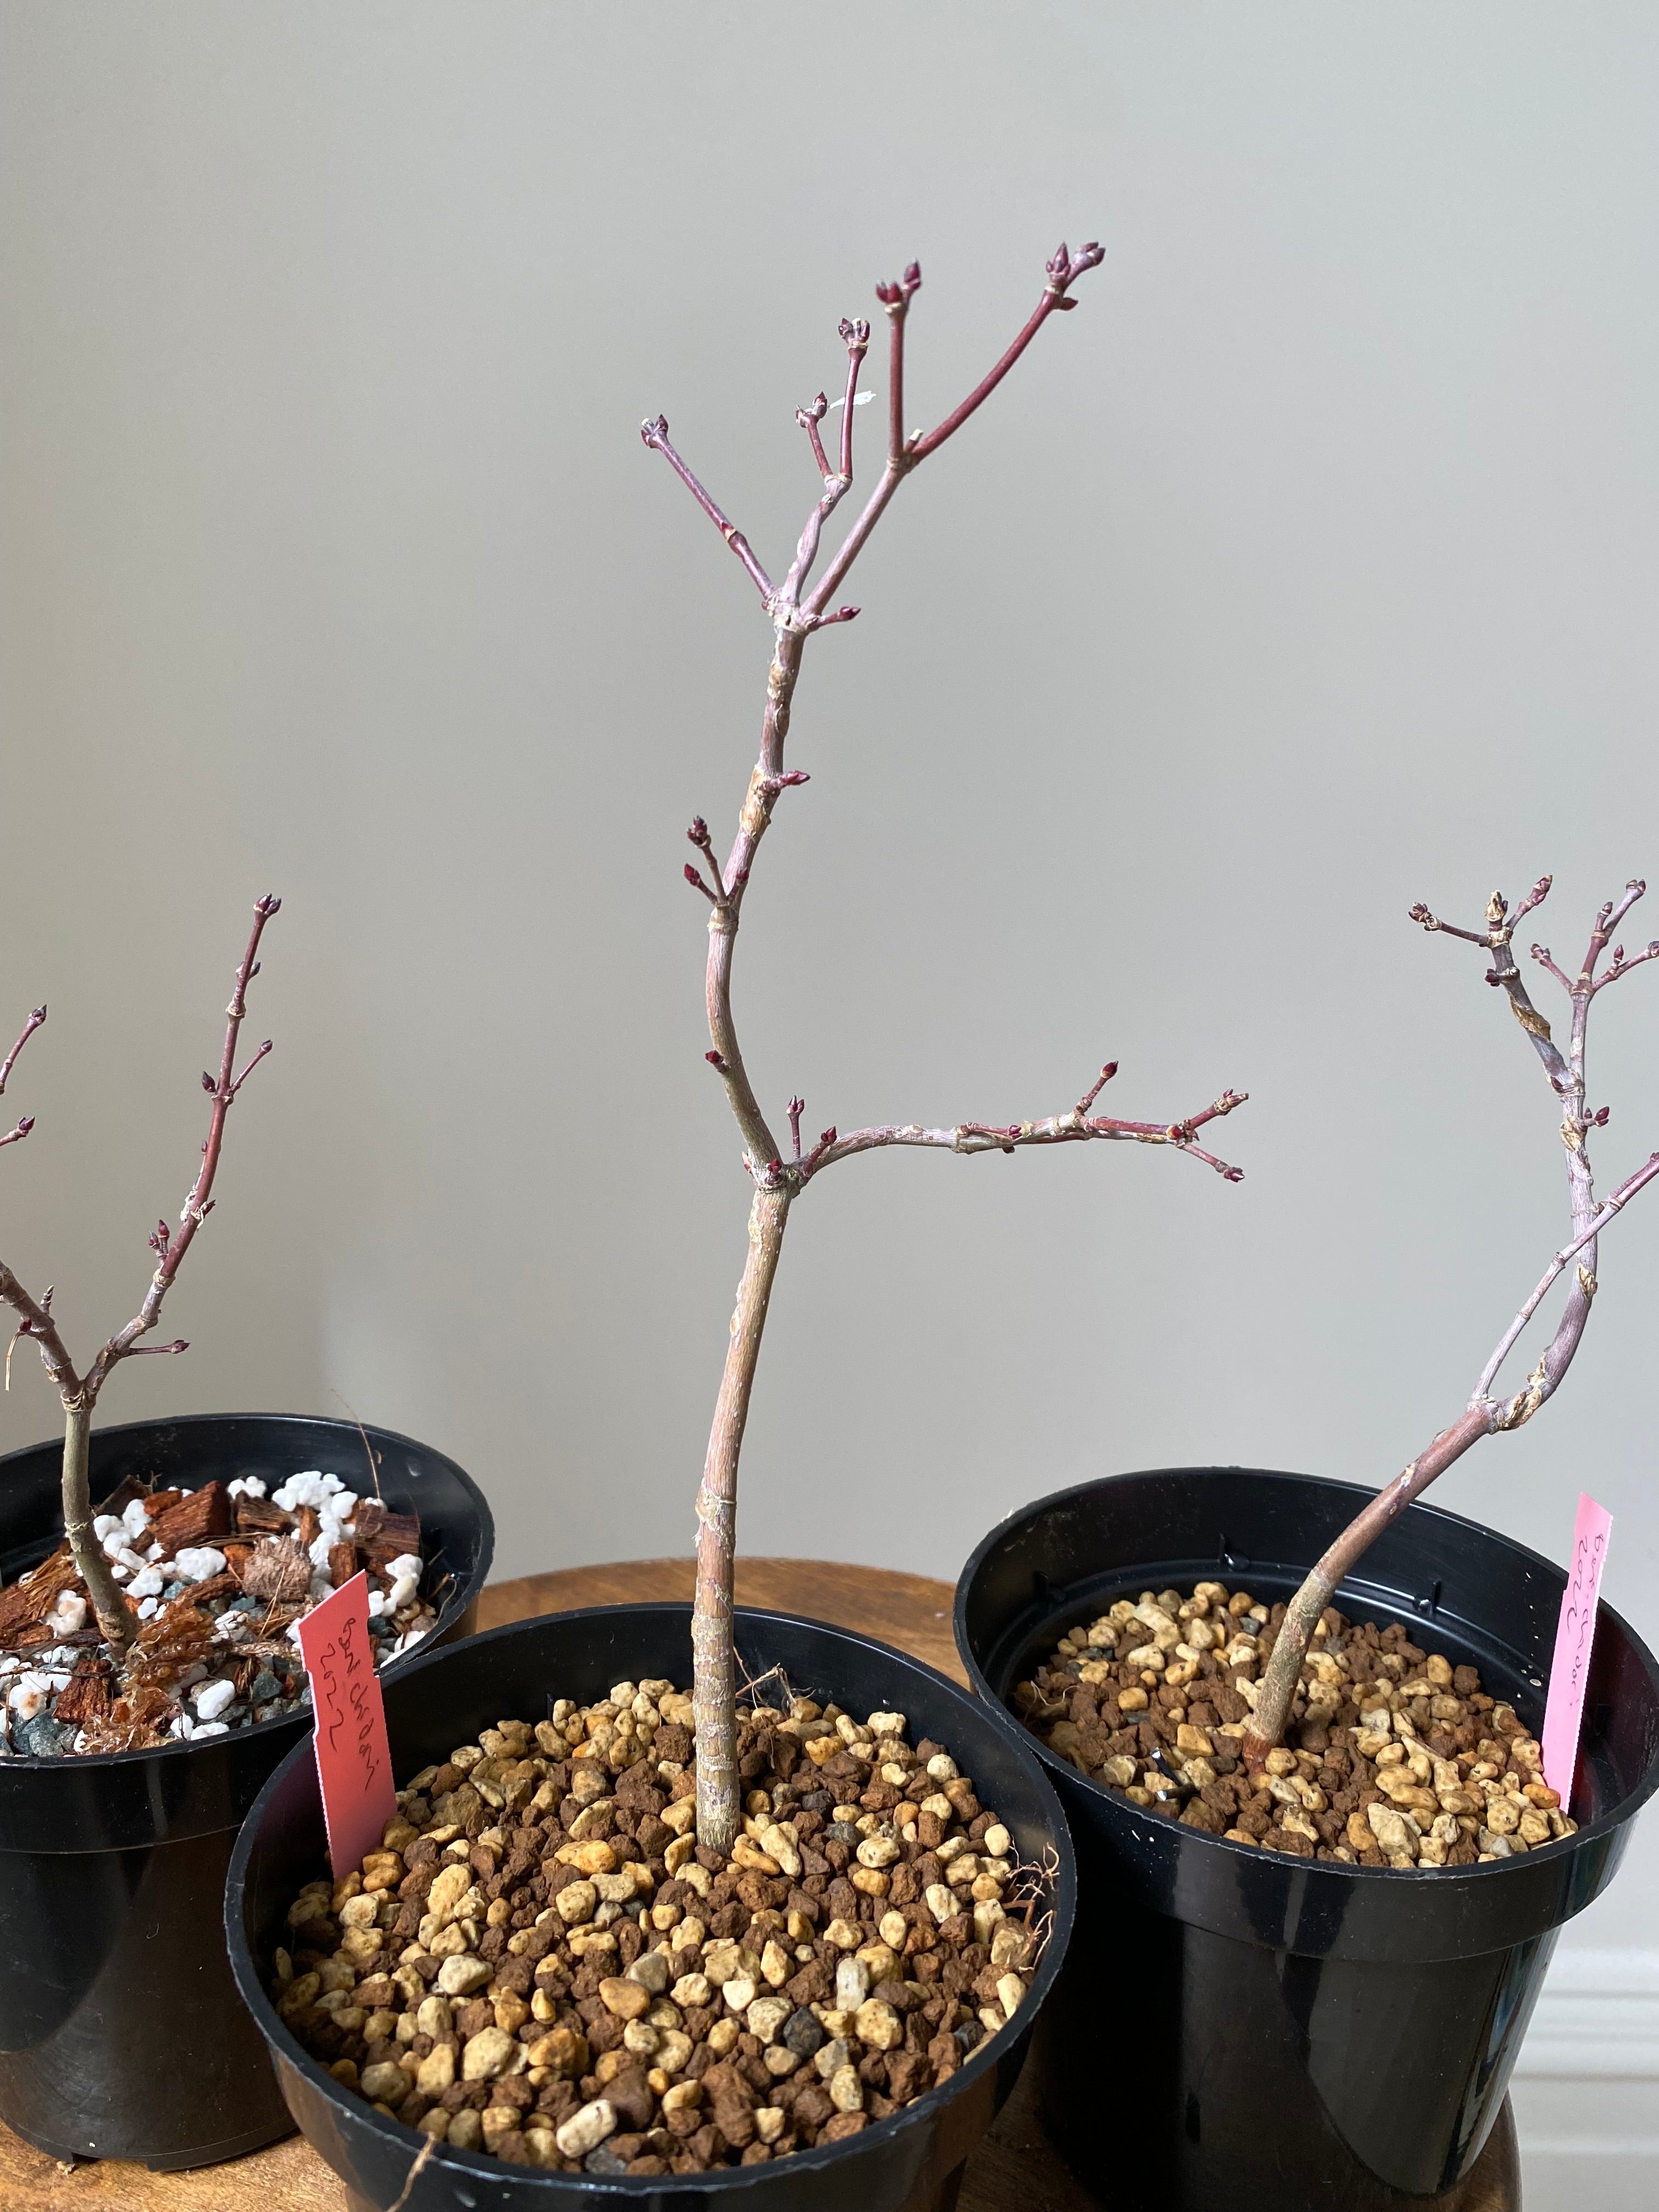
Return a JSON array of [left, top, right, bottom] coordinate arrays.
[[1510, 1948, 1659, 2209]]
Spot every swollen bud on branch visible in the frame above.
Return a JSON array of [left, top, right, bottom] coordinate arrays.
[[201, 1072, 217, 1093], [706, 1050, 727, 1071], [876, 262, 922, 309]]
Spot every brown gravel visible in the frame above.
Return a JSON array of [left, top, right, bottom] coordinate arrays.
[[1014, 1581, 1576, 1867], [269, 1680, 1049, 2176]]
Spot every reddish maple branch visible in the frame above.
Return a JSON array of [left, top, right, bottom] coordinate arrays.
[[646, 241, 1245, 1852], [639, 417, 774, 602], [806, 1082, 1247, 1182], [1245, 878, 1659, 1765], [0, 1004, 46, 1097], [0, 898, 281, 1662]]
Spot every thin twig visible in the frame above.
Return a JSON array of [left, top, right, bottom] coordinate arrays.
[[1474, 1149, 1659, 1400], [838, 317, 869, 482], [639, 416, 774, 601], [84, 894, 280, 1393], [1593, 939, 1659, 993], [0, 1005, 46, 1095], [1246, 877, 1659, 1764], [331, 1388, 386, 1504], [808, 1083, 1247, 1182]]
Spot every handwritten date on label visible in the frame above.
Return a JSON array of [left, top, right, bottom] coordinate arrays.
[[1541, 1494, 1613, 1807], [296, 1570, 397, 1880]]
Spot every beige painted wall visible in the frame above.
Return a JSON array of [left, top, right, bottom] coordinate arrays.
[[3, 4, 1658, 1969]]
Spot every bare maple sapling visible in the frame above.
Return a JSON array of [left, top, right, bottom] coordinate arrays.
[[0, 896, 281, 1668], [1244, 877, 1659, 1767], [644, 246, 1248, 1852]]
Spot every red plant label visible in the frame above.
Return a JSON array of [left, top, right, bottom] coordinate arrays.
[[1541, 1493, 1613, 1807], [296, 1570, 397, 1880]]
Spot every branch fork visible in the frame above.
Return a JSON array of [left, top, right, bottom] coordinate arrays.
[[646, 241, 1245, 1851], [0, 897, 281, 1662], [1245, 874, 1659, 1768]]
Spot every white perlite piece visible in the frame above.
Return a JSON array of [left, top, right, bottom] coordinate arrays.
[[14, 1459, 436, 1758], [273, 1470, 349, 1512], [173, 1547, 228, 1584], [45, 1591, 87, 1637], [7, 1674, 48, 1721], [194, 1679, 236, 1720]]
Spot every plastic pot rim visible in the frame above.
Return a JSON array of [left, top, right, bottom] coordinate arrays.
[[225, 1599, 1078, 2199], [952, 1462, 1659, 1889], [0, 1409, 495, 1782]]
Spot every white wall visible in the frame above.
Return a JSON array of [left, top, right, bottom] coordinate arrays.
[[3, 9, 1658, 2177]]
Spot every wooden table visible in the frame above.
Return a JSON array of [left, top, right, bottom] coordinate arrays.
[[0, 1560, 1521, 2211]]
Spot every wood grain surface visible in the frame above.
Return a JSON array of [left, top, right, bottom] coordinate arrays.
[[474, 1558, 964, 1684], [0, 1559, 1520, 2211]]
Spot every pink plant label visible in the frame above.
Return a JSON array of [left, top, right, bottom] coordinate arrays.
[[297, 1570, 397, 1880], [1541, 1493, 1614, 1806]]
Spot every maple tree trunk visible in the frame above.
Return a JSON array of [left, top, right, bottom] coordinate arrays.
[[60, 1400, 133, 1656], [692, 1183, 792, 1853]]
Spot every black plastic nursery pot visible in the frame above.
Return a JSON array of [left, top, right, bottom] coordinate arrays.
[[226, 1601, 1077, 2212], [0, 1412, 494, 2171], [955, 1465, 1659, 2212]]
